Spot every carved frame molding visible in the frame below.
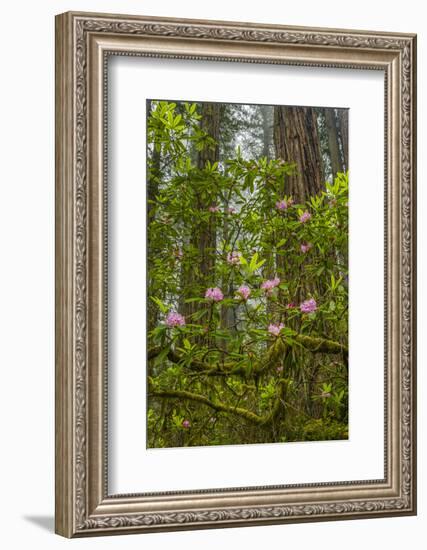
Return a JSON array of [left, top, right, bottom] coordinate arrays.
[[55, 11, 416, 537]]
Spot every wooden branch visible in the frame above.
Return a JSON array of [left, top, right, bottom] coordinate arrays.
[[147, 347, 249, 376], [149, 380, 288, 426], [294, 334, 348, 356], [149, 388, 265, 424], [147, 333, 348, 377]]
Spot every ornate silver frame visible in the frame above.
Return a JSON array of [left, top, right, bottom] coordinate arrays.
[[55, 11, 417, 537]]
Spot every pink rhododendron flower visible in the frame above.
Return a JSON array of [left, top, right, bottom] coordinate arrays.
[[227, 251, 241, 265], [268, 322, 284, 337], [275, 199, 288, 211], [300, 242, 312, 253], [166, 311, 186, 327], [208, 205, 220, 213], [299, 211, 312, 223], [286, 302, 296, 309], [205, 287, 224, 302], [182, 419, 190, 428], [261, 277, 280, 293], [236, 285, 251, 300], [300, 298, 317, 314]]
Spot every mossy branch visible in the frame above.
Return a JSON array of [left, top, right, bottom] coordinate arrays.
[[147, 347, 249, 376], [148, 333, 347, 377], [149, 372, 288, 427], [295, 334, 348, 356], [148, 388, 266, 424]]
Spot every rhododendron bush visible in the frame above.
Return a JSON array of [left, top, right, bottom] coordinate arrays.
[[147, 100, 349, 448]]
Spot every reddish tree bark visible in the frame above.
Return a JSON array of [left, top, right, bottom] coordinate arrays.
[[273, 106, 324, 202], [182, 103, 221, 323]]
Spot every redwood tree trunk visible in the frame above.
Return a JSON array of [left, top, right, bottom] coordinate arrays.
[[197, 103, 220, 170], [260, 105, 273, 159], [182, 103, 221, 323], [273, 105, 324, 312], [273, 106, 324, 203], [197, 102, 220, 279], [336, 109, 349, 172], [322, 108, 349, 178], [324, 108, 342, 179]]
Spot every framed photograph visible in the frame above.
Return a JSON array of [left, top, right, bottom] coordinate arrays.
[[55, 11, 417, 537]]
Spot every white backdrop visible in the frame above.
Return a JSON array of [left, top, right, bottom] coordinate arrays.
[[0, 1, 424, 549], [108, 58, 384, 494]]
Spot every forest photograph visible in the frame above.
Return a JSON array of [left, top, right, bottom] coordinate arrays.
[[146, 99, 349, 449]]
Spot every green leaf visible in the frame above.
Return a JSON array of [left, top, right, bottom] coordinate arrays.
[[249, 252, 259, 273], [150, 296, 168, 314], [191, 309, 208, 321], [154, 346, 171, 365]]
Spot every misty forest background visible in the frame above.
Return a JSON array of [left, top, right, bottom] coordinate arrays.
[[147, 100, 349, 448]]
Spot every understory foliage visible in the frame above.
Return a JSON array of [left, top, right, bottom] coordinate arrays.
[[147, 100, 348, 448]]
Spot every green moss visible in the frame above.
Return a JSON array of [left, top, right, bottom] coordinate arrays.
[[301, 418, 348, 441]]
